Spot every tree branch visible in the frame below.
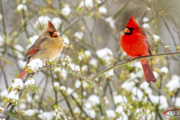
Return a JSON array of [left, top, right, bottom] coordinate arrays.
[[92, 51, 180, 80]]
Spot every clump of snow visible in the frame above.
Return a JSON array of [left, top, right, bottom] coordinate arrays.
[[142, 17, 149, 22], [166, 75, 180, 91], [54, 68, 67, 80], [88, 95, 100, 106], [173, 97, 180, 107], [149, 95, 168, 109], [82, 65, 88, 72], [147, 7, 151, 11], [54, 107, 67, 120], [131, 61, 142, 69], [135, 70, 144, 78], [106, 109, 116, 118], [60, 86, 66, 91], [17, 4, 27, 11], [121, 79, 137, 91], [52, 18, 62, 28], [104, 69, 114, 77], [27, 59, 43, 71], [7, 90, 19, 100], [74, 107, 80, 113], [0, 106, 4, 111], [15, 44, 24, 52], [115, 105, 123, 113], [34, 16, 50, 28], [131, 87, 143, 101], [38, 111, 53, 120], [140, 81, 152, 95], [113, 95, 127, 104], [19, 103, 26, 109], [142, 23, 150, 29], [89, 58, 98, 68], [82, 81, 88, 88], [115, 106, 128, 119], [61, 69, 67, 79], [66, 87, 78, 99], [26, 94, 32, 103], [74, 31, 84, 40], [22, 109, 38, 116], [85, 50, 91, 57], [62, 37, 69, 47], [98, 6, 107, 14], [25, 78, 35, 86], [96, 48, 113, 65], [160, 67, 169, 74], [153, 71, 158, 78], [62, 4, 71, 16], [83, 91, 87, 96], [0, 35, 4, 46], [75, 80, 81, 88], [0, 14, 2, 20], [105, 17, 115, 29], [152, 34, 160, 42], [86, 109, 96, 118], [78, 50, 91, 60], [0, 90, 8, 97], [79, 0, 93, 8], [18, 60, 26, 69], [12, 78, 23, 89], [85, 102, 92, 109], [98, 44, 110, 54], [53, 82, 60, 88]]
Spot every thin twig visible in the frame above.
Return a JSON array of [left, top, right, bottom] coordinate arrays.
[[60, 0, 107, 35], [0, 73, 35, 118], [0, 59, 8, 90], [0, 103, 11, 118]]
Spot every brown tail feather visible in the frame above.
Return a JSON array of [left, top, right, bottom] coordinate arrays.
[[140, 59, 156, 83], [18, 68, 27, 79]]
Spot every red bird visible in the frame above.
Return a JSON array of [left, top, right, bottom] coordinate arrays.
[[120, 15, 156, 83]]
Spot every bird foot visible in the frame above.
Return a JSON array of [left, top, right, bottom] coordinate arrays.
[[126, 57, 132, 62], [45, 60, 52, 69]]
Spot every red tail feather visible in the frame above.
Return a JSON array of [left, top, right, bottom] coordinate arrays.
[[18, 68, 27, 79], [140, 59, 156, 83]]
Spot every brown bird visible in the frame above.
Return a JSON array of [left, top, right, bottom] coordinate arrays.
[[18, 21, 63, 79]]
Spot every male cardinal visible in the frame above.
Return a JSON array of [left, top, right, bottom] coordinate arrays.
[[120, 15, 156, 83], [18, 21, 63, 79]]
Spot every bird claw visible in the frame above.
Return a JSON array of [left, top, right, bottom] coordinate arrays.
[[137, 55, 141, 59], [45, 61, 52, 69], [126, 58, 132, 62]]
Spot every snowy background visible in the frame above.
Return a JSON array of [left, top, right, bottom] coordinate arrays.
[[0, 0, 180, 119]]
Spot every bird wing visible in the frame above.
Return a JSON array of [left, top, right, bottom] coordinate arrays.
[[24, 37, 47, 62], [141, 31, 152, 55]]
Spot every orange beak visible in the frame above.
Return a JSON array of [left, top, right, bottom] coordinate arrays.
[[52, 32, 58, 37], [124, 28, 131, 34]]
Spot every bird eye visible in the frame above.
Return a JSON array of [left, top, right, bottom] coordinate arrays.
[[129, 28, 134, 31], [49, 31, 54, 36]]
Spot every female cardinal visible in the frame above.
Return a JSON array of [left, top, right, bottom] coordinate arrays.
[[18, 21, 63, 79], [120, 15, 156, 83]]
